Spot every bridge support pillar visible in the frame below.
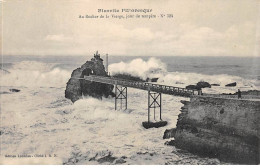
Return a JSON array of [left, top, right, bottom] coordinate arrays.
[[115, 85, 127, 110], [143, 91, 167, 129], [148, 91, 162, 122]]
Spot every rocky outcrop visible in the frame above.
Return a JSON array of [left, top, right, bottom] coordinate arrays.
[[146, 78, 159, 82], [9, 89, 20, 92], [225, 82, 237, 87], [65, 53, 114, 102], [196, 81, 211, 88], [186, 85, 199, 90], [142, 121, 167, 129], [163, 128, 176, 139], [168, 96, 260, 164], [186, 81, 211, 90], [63, 150, 127, 165]]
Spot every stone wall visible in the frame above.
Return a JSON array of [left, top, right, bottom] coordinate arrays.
[[170, 96, 260, 164]]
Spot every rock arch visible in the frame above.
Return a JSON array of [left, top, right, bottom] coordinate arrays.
[[65, 58, 114, 103]]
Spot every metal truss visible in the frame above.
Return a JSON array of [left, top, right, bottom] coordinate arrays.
[[148, 91, 162, 123], [115, 85, 127, 110]]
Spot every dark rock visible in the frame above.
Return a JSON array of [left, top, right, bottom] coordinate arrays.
[[180, 100, 190, 105], [113, 73, 144, 82], [97, 153, 117, 164], [186, 81, 211, 91], [151, 78, 159, 82], [9, 89, 20, 92], [191, 126, 199, 133], [142, 121, 167, 129], [65, 52, 115, 103], [0, 130, 3, 135], [196, 81, 211, 88], [115, 157, 127, 164], [186, 82, 211, 90], [186, 85, 199, 90], [211, 84, 220, 86], [225, 82, 236, 87], [136, 151, 156, 156], [222, 93, 232, 95], [164, 140, 176, 146], [146, 78, 159, 82], [163, 128, 176, 139], [0, 91, 11, 94], [137, 151, 149, 155], [88, 153, 98, 162], [173, 96, 260, 164]]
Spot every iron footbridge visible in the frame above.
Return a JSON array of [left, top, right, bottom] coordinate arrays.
[[83, 75, 197, 97], [80, 75, 198, 129]]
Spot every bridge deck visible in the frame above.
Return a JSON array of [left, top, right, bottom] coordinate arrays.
[[82, 75, 197, 97]]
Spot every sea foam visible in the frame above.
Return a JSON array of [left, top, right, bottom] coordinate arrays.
[[1, 61, 71, 88]]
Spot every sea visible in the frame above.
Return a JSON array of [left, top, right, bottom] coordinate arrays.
[[0, 55, 259, 165]]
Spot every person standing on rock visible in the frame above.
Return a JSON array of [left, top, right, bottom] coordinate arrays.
[[238, 89, 242, 99], [198, 88, 203, 95]]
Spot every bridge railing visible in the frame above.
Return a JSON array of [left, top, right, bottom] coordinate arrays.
[[84, 75, 196, 97]]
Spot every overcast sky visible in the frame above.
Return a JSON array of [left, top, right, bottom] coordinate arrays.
[[1, 0, 260, 57]]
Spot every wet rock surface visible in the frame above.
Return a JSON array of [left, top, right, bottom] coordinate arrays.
[[163, 128, 176, 139], [0, 91, 12, 94], [196, 81, 211, 88], [63, 150, 127, 165], [65, 53, 114, 102], [142, 121, 167, 129], [146, 77, 159, 82], [186, 81, 211, 90], [9, 89, 20, 92], [169, 96, 260, 164], [225, 82, 236, 87], [164, 140, 176, 146], [186, 85, 200, 90]]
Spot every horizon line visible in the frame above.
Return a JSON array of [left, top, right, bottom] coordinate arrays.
[[1, 54, 259, 58]]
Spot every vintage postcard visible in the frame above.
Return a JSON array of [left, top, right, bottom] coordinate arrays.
[[0, 0, 259, 165]]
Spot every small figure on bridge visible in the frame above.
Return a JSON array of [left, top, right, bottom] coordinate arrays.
[[238, 89, 242, 99]]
